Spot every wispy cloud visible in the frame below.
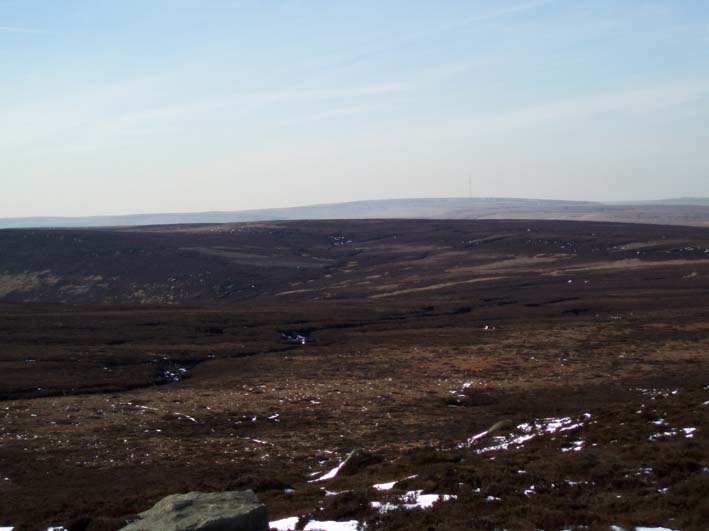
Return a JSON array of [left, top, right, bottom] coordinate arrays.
[[270, 0, 555, 99], [369, 0, 556, 54], [252, 83, 407, 103], [0, 73, 408, 157], [257, 78, 709, 159], [0, 25, 56, 35], [289, 104, 385, 126], [432, 0, 556, 34], [124, 82, 408, 123], [484, 79, 709, 129]]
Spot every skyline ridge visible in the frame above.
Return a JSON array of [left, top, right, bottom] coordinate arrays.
[[3, 195, 709, 229]]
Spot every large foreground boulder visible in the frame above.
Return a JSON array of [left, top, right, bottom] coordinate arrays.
[[118, 490, 268, 531]]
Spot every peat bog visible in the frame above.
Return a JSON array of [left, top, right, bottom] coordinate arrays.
[[0, 219, 708, 530]]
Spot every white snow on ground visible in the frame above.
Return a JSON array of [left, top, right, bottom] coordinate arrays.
[[402, 491, 456, 510], [372, 480, 397, 491], [463, 414, 591, 452], [474, 432, 536, 452], [268, 516, 360, 531], [464, 429, 491, 445], [372, 475, 418, 491], [311, 459, 346, 482], [611, 526, 680, 531], [0, 527, 13, 531], [174, 412, 198, 423], [133, 404, 158, 411], [303, 520, 361, 531], [649, 431, 677, 441], [562, 440, 586, 452], [370, 490, 456, 513], [634, 388, 679, 400], [648, 427, 697, 441], [269, 516, 300, 530], [369, 501, 399, 513], [682, 427, 696, 437], [324, 490, 349, 496]]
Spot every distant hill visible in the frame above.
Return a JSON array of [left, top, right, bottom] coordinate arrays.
[[624, 197, 709, 206], [2, 197, 709, 229]]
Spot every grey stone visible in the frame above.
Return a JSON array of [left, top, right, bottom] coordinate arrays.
[[119, 490, 269, 531]]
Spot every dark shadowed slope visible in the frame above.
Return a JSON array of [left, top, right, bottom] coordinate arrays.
[[2, 218, 709, 304]]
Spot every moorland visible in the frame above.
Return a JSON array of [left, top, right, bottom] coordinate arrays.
[[0, 219, 707, 530]]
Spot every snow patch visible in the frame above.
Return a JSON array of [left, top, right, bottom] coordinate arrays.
[[324, 490, 348, 497], [311, 460, 346, 482], [372, 481, 397, 491], [649, 427, 697, 441], [371, 490, 456, 513], [372, 475, 418, 491], [270, 516, 300, 531], [562, 440, 585, 452], [174, 412, 198, 423], [303, 520, 361, 531], [463, 414, 590, 452], [612, 526, 682, 531]]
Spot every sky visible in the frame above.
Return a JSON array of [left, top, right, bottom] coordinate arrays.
[[2, 0, 709, 217]]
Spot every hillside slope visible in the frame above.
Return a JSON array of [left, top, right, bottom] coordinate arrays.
[[2, 219, 709, 304], [3, 197, 709, 228]]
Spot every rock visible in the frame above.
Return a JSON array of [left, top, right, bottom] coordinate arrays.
[[118, 490, 268, 531]]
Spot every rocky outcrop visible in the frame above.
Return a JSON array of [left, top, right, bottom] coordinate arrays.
[[118, 490, 268, 531]]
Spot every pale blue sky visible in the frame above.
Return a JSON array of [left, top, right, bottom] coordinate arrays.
[[2, 0, 709, 216]]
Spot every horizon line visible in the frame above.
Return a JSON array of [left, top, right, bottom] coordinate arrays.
[[2, 195, 709, 222]]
